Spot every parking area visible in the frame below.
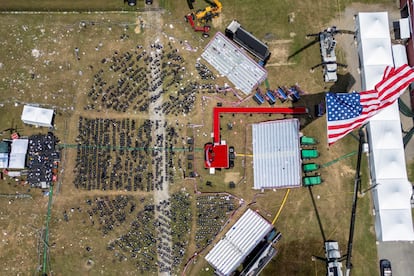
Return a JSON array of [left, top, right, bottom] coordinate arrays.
[[377, 241, 414, 276]]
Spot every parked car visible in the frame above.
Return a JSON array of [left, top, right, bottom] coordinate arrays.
[[229, 146, 235, 160], [380, 259, 392, 276]]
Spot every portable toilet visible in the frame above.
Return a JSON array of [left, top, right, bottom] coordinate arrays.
[[253, 92, 265, 105], [301, 136, 317, 146], [303, 163, 319, 173], [301, 149, 319, 159], [266, 90, 276, 105], [303, 175, 322, 186]]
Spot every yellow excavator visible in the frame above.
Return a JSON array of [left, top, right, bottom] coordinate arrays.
[[187, 0, 222, 22]]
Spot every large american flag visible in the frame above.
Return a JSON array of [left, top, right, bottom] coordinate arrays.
[[326, 64, 414, 145]]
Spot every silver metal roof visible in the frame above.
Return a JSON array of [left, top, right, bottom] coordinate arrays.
[[252, 119, 301, 189], [201, 32, 267, 95], [205, 208, 273, 276]]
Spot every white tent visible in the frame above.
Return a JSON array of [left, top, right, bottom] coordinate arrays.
[[8, 139, 28, 169], [357, 12, 414, 241], [373, 179, 413, 210], [205, 209, 274, 276], [21, 105, 54, 128], [0, 153, 8, 168], [375, 209, 414, 241], [252, 119, 301, 189], [392, 44, 409, 66], [367, 120, 403, 149], [359, 38, 393, 66], [360, 66, 389, 90], [357, 12, 390, 39]]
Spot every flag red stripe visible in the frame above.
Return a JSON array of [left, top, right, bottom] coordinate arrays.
[[327, 64, 414, 145]]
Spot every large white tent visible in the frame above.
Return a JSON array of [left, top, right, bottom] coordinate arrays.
[[21, 105, 54, 128], [201, 32, 267, 95], [357, 12, 414, 241], [8, 139, 28, 169], [252, 119, 301, 189], [205, 208, 274, 276]]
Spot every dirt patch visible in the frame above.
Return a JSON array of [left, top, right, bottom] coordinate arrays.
[[211, 13, 224, 29], [224, 172, 240, 183], [134, 16, 144, 34], [266, 40, 295, 66]]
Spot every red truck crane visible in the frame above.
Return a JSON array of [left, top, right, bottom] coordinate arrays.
[[184, 13, 210, 37]]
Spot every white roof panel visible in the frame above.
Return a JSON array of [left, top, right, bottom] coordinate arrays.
[[21, 105, 54, 127], [357, 12, 390, 39], [252, 119, 301, 189], [201, 32, 267, 95], [360, 65, 389, 90], [0, 152, 8, 168], [357, 12, 414, 241], [371, 149, 407, 180], [8, 139, 28, 169], [360, 38, 393, 66], [367, 119, 403, 149], [392, 44, 408, 67], [205, 209, 273, 276], [376, 209, 414, 241], [373, 179, 413, 210]]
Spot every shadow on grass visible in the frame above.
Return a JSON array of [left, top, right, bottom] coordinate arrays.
[[292, 91, 326, 129], [291, 72, 356, 128], [329, 72, 356, 93], [265, 238, 325, 275]]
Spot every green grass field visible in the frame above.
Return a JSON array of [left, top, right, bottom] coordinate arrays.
[[0, 0, 402, 275]]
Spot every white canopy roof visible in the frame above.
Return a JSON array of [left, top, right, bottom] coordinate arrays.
[[376, 209, 414, 241], [392, 44, 408, 66], [357, 12, 414, 241], [0, 153, 8, 169], [252, 119, 301, 189], [21, 105, 54, 127], [205, 209, 273, 276], [357, 12, 390, 39], [373, 179, 413, 210], [368, 119, 404, 149], [360, 38, 393, 66], [360, 65, 389, 90], [8, 139, 28, 169]]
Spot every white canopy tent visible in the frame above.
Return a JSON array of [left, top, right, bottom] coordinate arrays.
[[357, 12, 390, 39], [205, 209, 274, 276], [21, 105, 54, 128], [357, 12, 414, 241], [359, 38, 394, 66], [8, 139, 28, 169]]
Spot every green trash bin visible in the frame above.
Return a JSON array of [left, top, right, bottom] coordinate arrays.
[[301, 149, 319, 159], [303, 163, 319, 173]]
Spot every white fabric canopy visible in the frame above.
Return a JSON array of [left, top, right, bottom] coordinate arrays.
[[374, 179, 413, 210], [357, 12, 390, 39], [360, 65, 388, 91], [21, 105, 54, 127], [371, 149, 407, 180], [357, 12, 414, 241], [368, 120, 404, 149], [8, 139, 28, 169], [360, 38, 393, 66], [376, 209, 414, 241]]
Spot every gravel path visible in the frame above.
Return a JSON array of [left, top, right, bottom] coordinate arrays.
[[145, 11, 174, 275]]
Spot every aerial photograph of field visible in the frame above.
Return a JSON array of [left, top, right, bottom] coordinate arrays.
[[1, 0, 414, 275]]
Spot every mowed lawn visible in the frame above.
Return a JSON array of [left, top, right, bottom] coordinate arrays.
[[0, 0, 398, 275]]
